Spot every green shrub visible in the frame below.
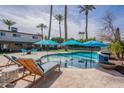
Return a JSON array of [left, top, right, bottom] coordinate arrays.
[[78, 37, 96, 43], [109, 41, 124, 60], [51, 37, 64, 43]]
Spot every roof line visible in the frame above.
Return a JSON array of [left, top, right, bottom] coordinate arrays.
[[0, 29, 38, 36]]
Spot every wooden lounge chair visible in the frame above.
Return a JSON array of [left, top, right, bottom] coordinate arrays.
[[0, 55, 20, 67], [12, 58, 60, 83]]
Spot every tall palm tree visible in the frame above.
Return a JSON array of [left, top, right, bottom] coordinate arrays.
[[48, 5, 53, 40], [78, 5, 96, 40], [64, 5, 68, 42], [54, 14, 64, 39], [1, 19, 16, 31], [36, 23, 47, 40], [64, 5, 68, 51]]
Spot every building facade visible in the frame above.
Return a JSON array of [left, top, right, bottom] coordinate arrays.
[[0, 30, 41, 52]]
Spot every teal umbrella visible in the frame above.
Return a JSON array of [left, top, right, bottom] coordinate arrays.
[[81, 40, 108, 47], [81, 40, 108, 67], [61, 40, 82, 46], [35, 40, 58, 62], [35, 40, 58, 45]]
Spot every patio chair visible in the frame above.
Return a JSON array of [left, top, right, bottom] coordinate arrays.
[[31, 48, 37, 54], [12, 58, 60, 83], [20, 49, 27, 55], [1, 55, 20, 67]]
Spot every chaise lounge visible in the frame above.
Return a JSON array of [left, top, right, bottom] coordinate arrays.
[[1, 55, 20, 67], [13, 58, 61, 83]]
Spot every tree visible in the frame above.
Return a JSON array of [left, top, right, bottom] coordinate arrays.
[[78, 37, 96, 43], [54, 14, 64, 39], [115, 27, 121, 42], [2, 19, 16, 30], [36, 23, 47, 40], [48, 5, 53, 40], [64, 5, 68, 42], [100, 13, 121, 42], [51, 37, 64, 43], [44, 35, 48, 40], [79, 32, 85, 40], [109, 41, 124, 60], [78, 5, 96, 40], [64, 5, 68, 51]]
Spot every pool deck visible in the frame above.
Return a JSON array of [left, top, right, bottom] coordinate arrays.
[[0, 51, 124, 88], [31, 67, 124, 88]]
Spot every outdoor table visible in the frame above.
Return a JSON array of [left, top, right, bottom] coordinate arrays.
[[0, 67, 19, 87]]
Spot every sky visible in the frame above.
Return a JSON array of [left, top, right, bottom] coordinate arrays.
[[0, 5, 124, 39]]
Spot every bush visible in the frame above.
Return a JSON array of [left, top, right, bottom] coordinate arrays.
[[51, 37, 64, 43], [109, 41, 124, 60], [78, 37, 96, 43]]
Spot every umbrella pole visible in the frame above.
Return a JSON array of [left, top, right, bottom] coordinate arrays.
[[71, 48, 74, 66], [60, 53, 61, 66], [90, 47, 93, 68], [47, 45, 49, 62]]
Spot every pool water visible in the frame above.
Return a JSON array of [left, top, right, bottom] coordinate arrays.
[[41, 52, 99, 69]]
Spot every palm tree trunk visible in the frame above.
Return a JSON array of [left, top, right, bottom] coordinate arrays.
[[59, 21, 62, 39], [64, 5, 68, 41], [64, 5, 68, 51], [48, 5, 53, 40], [41, 28, 43, 40], [85, 13, 88, 40], [8, 26, 11, 31]]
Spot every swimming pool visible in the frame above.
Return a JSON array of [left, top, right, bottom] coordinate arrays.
[[41, 52, 99, 69]]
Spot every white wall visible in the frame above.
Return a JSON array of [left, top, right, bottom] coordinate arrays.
[[0, 31, 41, 43]]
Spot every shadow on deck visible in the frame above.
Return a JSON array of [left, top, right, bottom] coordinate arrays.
[[31, 70, 62, 88]]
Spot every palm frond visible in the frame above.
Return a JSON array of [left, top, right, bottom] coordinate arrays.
[[1, 19, 16, 26], [54, 14, 64, 21], [36, 23, 47, 28], [78, 5, 95, 14]]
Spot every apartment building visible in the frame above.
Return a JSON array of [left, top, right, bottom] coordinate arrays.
[[0, 29, 41, 52]]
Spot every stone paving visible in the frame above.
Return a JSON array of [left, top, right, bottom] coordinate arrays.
[[0, 52, 124, 88]]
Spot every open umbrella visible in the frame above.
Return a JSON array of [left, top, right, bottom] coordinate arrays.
[[81, 40, 108, 47], [34, 40, 58, 62], [35, 40, 58, 45], [61, 40, 82, 46], [81, 40, 108, 67]]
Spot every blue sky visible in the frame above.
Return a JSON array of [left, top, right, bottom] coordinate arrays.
[[0, 5, 124, 39]]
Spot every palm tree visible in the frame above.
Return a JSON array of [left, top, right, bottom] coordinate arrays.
[[54, 14, 64, 39], [64, 5, 68, 51], [1, 19, 16, 31], [36, 23, 47, 40], [64, 5, 68, 42], [48, 5, 53, 40], [78, 5, 96, 40]]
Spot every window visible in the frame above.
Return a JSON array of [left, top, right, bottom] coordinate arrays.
[[32, 35, 38, 39], [0, 32, 6, 36], [13, 33, 21, 37], [15, 43, 22, 46]]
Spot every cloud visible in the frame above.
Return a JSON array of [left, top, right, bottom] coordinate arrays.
[[0, 5, 101, 39]]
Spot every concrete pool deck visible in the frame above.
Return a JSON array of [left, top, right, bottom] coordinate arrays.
[[0, 51, 124, 88], [32, 67, 124, 88]]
